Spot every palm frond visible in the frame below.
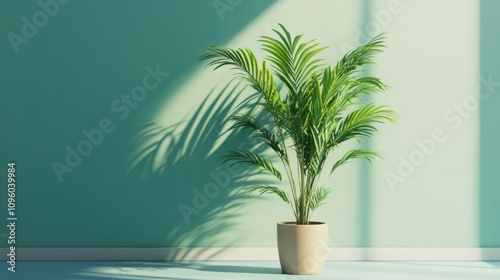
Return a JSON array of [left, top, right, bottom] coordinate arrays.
[[221, 150, 282, 181], [199, 47, 282, 107], [308, 187, 331, 211], [244, 185, 290, 204], [332, 33, 386, 79], [260, 24, 327, 95], [229, 114, 284, 157], [331, 149, 380, 173], [332, 104, 397, 146]]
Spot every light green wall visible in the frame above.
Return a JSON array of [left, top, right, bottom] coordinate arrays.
[[0, 0, 498, 249]]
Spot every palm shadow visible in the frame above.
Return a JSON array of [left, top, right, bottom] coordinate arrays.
[[127, 83, 277, 260], [10, 261, 283, 279]]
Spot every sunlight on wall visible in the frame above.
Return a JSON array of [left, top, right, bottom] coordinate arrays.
[[151, 0, 481, 247], [370, 0, 480, 246]]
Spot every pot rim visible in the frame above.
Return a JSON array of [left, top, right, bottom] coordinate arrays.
[[277, 221, 326, 226]]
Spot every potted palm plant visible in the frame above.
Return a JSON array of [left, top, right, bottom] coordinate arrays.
[[200, 24, 397, 275]]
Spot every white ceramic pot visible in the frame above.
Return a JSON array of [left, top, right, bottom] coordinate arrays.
[[277, 221, 328, 274]]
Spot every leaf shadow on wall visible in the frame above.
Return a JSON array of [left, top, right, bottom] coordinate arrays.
[[127, 83, 276, 259]]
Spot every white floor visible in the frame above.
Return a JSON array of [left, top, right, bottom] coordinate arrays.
[[2, 261, 500, 280]]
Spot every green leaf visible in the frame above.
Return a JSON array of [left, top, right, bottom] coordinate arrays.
[[199, 46, 283, 110], [332, 104, 397, 146], [229, 114, 284, 157], [245, 185, 290, 204], [308, 187, 331, 211], [221, 150, 282, 181], [331, 149, 380, 173], [259, 25, 326, 96]]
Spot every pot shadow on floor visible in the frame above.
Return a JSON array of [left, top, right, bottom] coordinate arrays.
[[127, 82, 279, 260], [198, 265, 281, 274]]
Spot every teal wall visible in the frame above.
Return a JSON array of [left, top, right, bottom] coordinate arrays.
[[0, 0, 499, 249], [480, 0, 500, 247]]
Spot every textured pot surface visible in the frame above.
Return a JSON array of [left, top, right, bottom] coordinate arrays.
[[277, 221, 328, 275]]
